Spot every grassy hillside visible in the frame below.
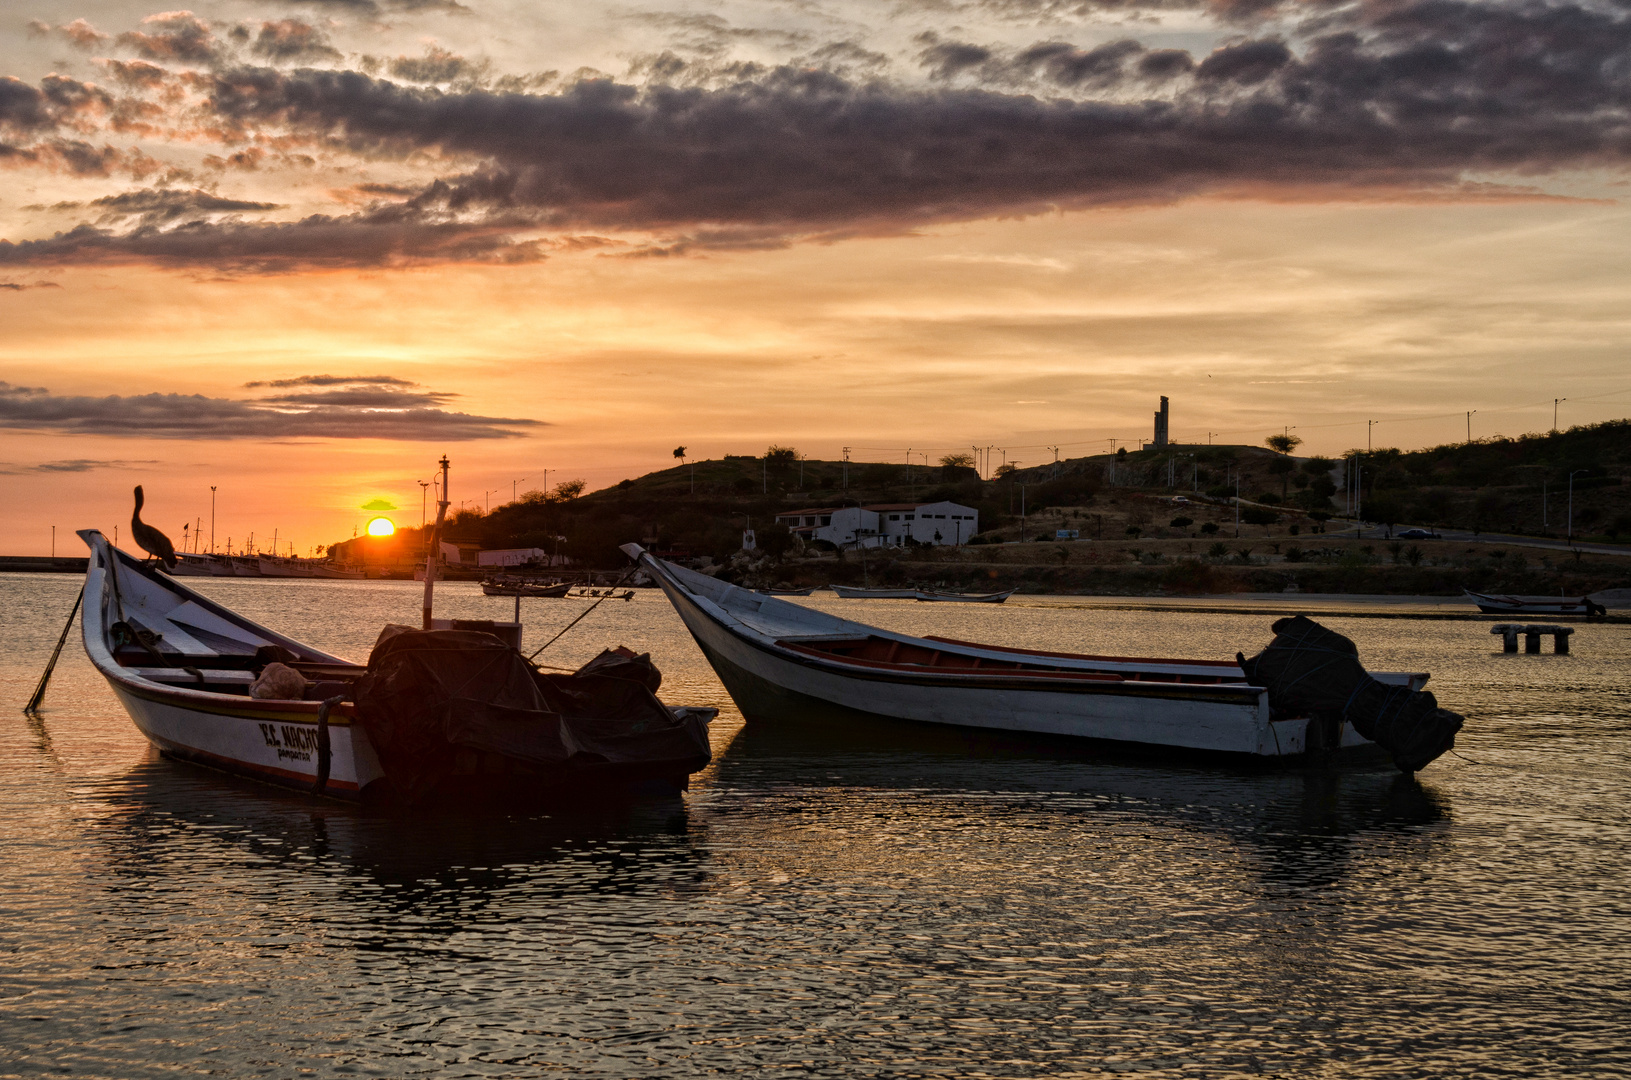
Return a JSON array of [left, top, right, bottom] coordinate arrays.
[[327, 422, 1631, 595]]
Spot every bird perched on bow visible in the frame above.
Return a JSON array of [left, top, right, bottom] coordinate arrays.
[[131, 485, 177, 570]]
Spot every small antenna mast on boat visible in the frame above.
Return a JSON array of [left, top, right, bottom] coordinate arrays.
[[422, 456, 450, 630]]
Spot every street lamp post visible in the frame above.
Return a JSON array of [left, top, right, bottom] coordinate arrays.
[[419, 481, 430, 528], [512, 477, 526, 502], [1554, 398, 1566, 432]]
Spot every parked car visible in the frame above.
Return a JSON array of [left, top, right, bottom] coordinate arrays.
[[1171, 496, 1190, 505], [1397, 528, 1437, 539]]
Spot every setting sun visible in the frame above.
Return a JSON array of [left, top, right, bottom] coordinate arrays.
[[365, 517, 395, 538]]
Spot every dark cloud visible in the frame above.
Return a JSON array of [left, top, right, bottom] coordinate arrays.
[[388, 46, 489, 84], [0, 201, 546, 273], [0, 281, 60, 290], [116, 12, 223, 66], [35, 459, 159, 472], [189, 0, 1631, 248], [914, 34, 994, 79], [55, 188, 283, 226], [0, 382, 541, 440], [244, 373, 417, 388], [98, 59, 173, 88], [28, 18, 111, 50], [249, 20, 343, 63], [255, 387, 458, 407]]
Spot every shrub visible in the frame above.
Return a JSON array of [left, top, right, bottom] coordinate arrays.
[[1170, 516, 1193, 529], [1162, 558, 1217, 593], [1125, 525, 1142, 538], [1241, 507, 1279, 526], [1200, 521, 1220, 535], [1208, 541, 1229, 559], [1283, 546, 1305, 562]]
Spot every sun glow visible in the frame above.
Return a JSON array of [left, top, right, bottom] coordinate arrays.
[[366, 517, 396, 537]]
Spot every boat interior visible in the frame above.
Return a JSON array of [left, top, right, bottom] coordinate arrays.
[[91, 532, 366, 700], [776, 634, 1248, 685]]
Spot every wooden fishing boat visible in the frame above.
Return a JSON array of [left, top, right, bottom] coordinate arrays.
[[77, 530, 715, 803], [626, 544, 1438, 764], [482, 578, 571, 598], [831, 584, 1014, 603], [1464, 590, 1606, 617], [755, 587, 816, 596]]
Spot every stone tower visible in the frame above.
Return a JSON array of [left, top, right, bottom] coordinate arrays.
[[1153, 396, 1169, 448]]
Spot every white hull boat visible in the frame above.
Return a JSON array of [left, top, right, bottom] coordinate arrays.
[[77, 532, 715, 803], [1464, 590, 1606, 616], [626, 545, 1433, 764], [830, 584, 1015, 603], [81, 532, 382, 798]]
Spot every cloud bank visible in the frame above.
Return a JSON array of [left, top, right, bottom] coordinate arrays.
[[0, 379, 541, 440], [5, 0, 1631, 269]]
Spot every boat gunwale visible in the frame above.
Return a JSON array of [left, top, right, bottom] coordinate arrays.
[[920, 634, 1245, 669]]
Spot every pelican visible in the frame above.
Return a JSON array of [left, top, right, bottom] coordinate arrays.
[[131, 486, 177, 569]]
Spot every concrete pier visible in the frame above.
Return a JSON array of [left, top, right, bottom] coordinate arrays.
[[1491, 624, 1575, 654]]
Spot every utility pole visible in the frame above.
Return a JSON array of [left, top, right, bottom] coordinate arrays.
[[1368, 420, 1377, 452], [1048, 445, 1060, 478], [1569, 469, 1587, 544], [1554, 398, 1566, 433], [209, 486, 216, 553], [50, 525, 55, 558], [1466, 410, 1475, 444], [1543, 479, 1548, 528], [842, 447, 851, 490]]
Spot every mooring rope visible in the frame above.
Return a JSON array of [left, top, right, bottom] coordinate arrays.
[[526, 563, 640, 661]]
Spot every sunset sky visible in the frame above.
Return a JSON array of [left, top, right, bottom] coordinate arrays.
[[4, 0, 1631, 556]]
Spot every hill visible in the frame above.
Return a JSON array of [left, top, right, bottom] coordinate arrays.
[[326, 423, 1631, 596]]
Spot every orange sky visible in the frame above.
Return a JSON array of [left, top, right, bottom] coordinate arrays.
[[5, 1, 1631, 554]]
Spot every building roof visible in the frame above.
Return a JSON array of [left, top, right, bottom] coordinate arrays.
[[864, 502, 972, 511], [775, 507, 843, 516]]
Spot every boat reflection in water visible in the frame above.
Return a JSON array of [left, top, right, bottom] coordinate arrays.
[[711, 705, 1453, 890]]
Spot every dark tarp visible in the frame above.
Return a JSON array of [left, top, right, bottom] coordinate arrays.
[[1238, 615, 1463, 773], [353, 631, 711, 802]]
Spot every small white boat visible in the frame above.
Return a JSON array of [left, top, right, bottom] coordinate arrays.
[[482, 578, 571, 598], [830, 584, 1014, 603], [626, 544, 1443, 766], [1464, 590, 1606, 617], [76, 531, 715, 803]]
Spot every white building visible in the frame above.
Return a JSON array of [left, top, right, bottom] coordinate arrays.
[[775, 501, 978, 549], [477, 546, 549, 567]]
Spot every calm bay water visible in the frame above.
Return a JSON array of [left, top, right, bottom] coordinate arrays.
[[2, 571, 1629, 1078]]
